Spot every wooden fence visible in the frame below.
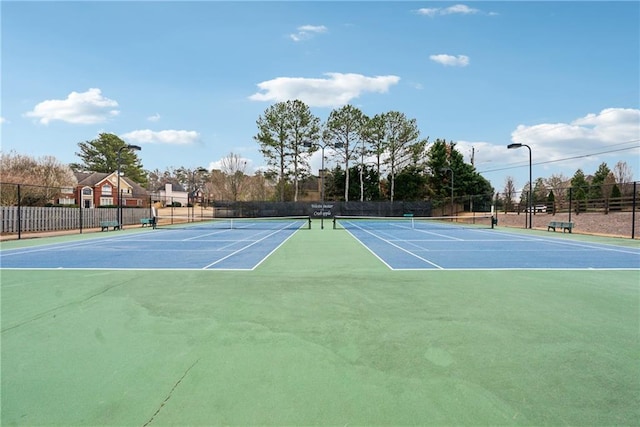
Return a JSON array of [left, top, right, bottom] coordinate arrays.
[[1, 206, 151, 234]]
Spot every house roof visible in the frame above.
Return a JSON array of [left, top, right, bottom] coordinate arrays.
[[154, 181, 186, 192], [74, 171, 148, 196], [75, 171, 110, 186]]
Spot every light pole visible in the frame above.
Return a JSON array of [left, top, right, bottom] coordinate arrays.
[[507, 143, 532, 229], [117, 144, 142, 228], [441, 167, 454, 216], [304, 141, 343, 229]]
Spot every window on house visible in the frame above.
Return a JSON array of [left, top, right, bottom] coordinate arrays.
[[100, 197, 113, 206], [102, 184, 112, 195]]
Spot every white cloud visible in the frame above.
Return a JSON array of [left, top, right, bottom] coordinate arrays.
[[0, 117, 7, 124], [512, 108, 640, 146], [290, 24, 328, 42], [442, 4, 479, 15], [24, 88, 119, 125], [249, 72, 400, 107], [416, 8, 439, 17], [430, 54, 470, 67], [147, 113, 161, 122], [508, 108, 640, 167], [416, 4, 494, 17], [120, 129, 200, 145]]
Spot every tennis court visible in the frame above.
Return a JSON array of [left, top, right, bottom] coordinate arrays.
[[334, 215, 640, 270], [1, 217, 639, 426], [0, 216, 310, 270]]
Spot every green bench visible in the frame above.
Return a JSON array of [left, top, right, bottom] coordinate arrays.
[[140, 218, 153, 227], [547, 221, 573, 233], [100, 220, 120, 231]]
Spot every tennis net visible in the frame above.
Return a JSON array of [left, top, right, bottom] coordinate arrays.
[[333, 214, 496, 230], [154, 215, 312, 230]]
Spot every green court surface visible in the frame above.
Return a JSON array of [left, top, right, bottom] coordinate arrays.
[[1, 228, 639, 425]]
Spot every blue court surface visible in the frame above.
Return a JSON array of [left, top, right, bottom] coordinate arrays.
[[0, 224, 302, 270], [337, 219, 640, 270], [1, 218, 639, 271]]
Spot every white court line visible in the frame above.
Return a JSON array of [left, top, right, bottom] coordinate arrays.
[[0, 232, 151, 257], [482, 229, 640, 255], [342, 221, 444, 269], [2, 267, 637, 272], [202, 223, 304, 269], [341, 221, 640, 271]]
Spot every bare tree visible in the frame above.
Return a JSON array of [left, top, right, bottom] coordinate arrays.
[[0, 151, 76, 205], [244, 171, 274, 201], [545, 173, 568, 199], [502, 176, 517, 212], [220, 152, 248, 202], [614, 161, 634, 196]]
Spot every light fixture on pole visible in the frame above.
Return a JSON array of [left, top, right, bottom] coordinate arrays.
[[507, 143, 532, 229], [440, 167, 454, 216], [117, 144, 142, 229]]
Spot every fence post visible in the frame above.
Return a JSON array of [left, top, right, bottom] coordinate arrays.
[[632, 182, 637, 240], [568, 187, 572, 223], [17, 184, 22, 240]]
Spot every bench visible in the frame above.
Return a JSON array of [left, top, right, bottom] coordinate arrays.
[[140, 218, 153, 227], [100, 220, 120, 231], [548, 221, 573, 233]]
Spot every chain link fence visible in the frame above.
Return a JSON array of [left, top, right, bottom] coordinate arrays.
[[2, 181, 638, 239]]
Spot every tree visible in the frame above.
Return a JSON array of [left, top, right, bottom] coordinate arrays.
[[502, 176, 517, 212], [393, 165, 428, 201], [287, 100, 321, 201], [329, 165, 381, 201], [255, 102, 291, 202], [323, 105, 368, 202], [71, 133, 147, 185], [571, 169, 589, 213], [610, 183, 622, 211], [380, 111, 422, 202], [361, 113, 387, 197], [426, 139, 452, 202], [255, 100, 320, 202], [613, 161, 633, 188], [424, 139, 493, 212], [0, 151, 76, 206], [532, 177, 547, 205], [243, 171, 275, 201], [214, 152, 248, 202], [175, 166, 209, 205], [545, 173, 568, 209], [519, 181, 531, 211], [589, 162, 611, 200], [546, 190, 555, 214]]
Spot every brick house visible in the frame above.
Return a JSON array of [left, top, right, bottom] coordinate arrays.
[[59, 172, 148, 208]]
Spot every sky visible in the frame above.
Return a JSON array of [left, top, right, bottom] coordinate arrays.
[[2, 1, 639, 194]]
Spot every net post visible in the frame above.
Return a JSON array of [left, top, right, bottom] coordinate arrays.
[[333, 216, 337, 229], [308, 216, 312, 229]]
